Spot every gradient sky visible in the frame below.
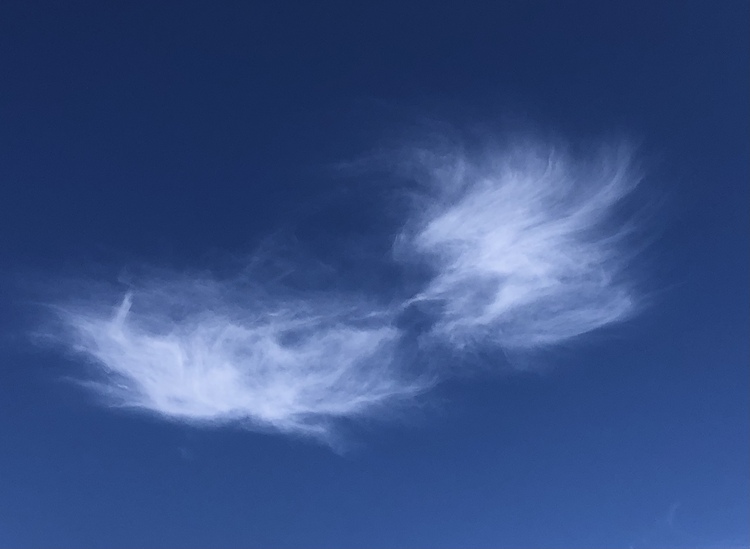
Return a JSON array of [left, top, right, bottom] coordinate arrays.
[[0, 2, 748, 548]]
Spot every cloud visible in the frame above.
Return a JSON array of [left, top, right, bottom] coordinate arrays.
[[50, 272, 431, 441], [39, 132, 647, 442], [396, 138, 642, 352]]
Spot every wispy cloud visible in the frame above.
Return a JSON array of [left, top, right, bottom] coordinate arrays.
[[50, 273, 430, 441], [39, 132, 647, 442], [397, 139, 642, 352]]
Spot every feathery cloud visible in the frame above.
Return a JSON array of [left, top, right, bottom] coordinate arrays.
[[52, 274, 430, 440], [397, 139, 641, 351], [39, 132, 646, 441]]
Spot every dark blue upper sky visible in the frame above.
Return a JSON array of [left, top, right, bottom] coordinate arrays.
[[0, 2, 748, 548]]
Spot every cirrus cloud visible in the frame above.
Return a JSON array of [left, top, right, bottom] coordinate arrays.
[[50, 273, 431, 441], [397, 139, 642, 351], [38, 132, 648, 442]]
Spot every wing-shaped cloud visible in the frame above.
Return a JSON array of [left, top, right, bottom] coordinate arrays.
[[39, 133, 646, 442], [52, 277, 430, 441]]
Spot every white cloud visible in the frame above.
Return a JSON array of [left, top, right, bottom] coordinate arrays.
[[41, 133, 647, 442], [52, 274, 431, 441], [397, 139, 642, 351]]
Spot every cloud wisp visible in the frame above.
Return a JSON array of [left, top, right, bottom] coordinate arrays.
[[41, 134, 646, 441], [51, 274, 431, 441], [397, 140, 642, 352]]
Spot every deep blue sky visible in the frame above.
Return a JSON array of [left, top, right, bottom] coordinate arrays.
[[0, 2, 748, 548]]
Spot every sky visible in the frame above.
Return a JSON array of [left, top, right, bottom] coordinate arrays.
[[0, 1, 748, 548]]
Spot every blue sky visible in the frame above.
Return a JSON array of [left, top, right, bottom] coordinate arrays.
[[0, 1, 748, 548]]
